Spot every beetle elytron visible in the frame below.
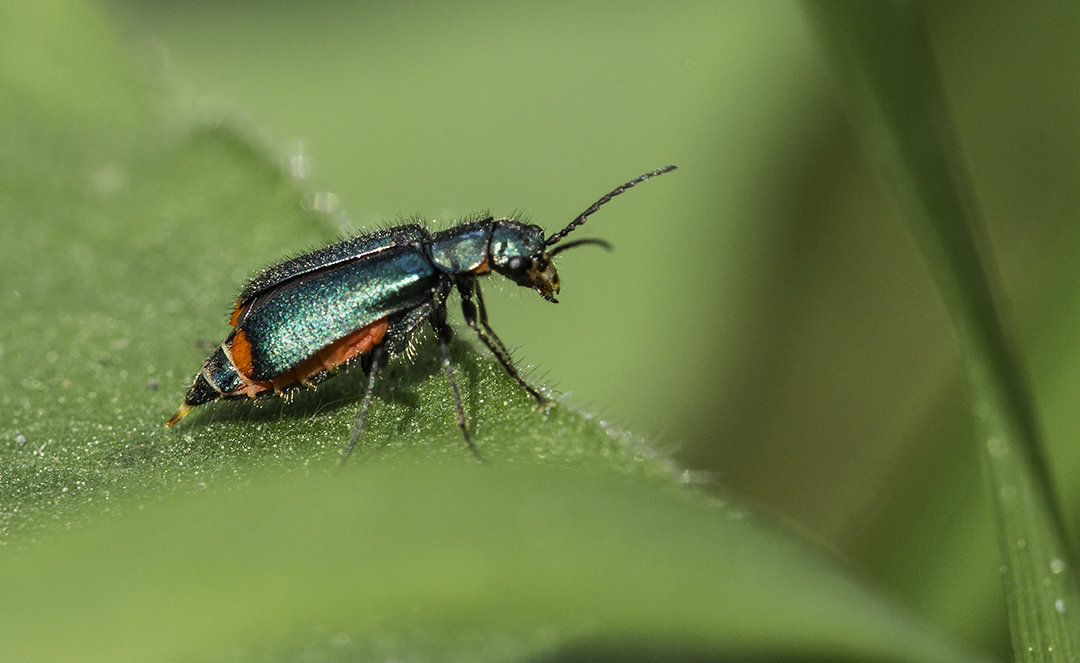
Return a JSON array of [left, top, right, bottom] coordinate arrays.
[[167, 165, 676, 459]]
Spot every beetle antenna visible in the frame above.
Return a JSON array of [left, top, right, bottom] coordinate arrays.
[[547, 237, 613, 257], [544, 165, 677, 246]]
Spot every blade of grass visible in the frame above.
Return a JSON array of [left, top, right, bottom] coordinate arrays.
[[805, 2, 1080, 659]]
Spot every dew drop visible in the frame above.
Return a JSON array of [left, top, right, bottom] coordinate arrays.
[[289, 141, 310, 179], [312, 191, 340, 213]]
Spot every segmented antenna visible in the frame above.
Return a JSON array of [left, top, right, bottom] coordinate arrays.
[[544, 165, 677, 246], [547, 238, 612, 257]]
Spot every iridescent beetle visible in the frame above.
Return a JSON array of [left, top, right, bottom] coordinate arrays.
[[167, 166, 676, 459]]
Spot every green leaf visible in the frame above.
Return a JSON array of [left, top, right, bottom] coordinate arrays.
[[0, 0, 992, 660], [0, 464, 990, 663], [805, 2, 1080, 660]]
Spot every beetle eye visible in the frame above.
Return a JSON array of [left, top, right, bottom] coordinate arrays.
[[507, 256, 525, 272]]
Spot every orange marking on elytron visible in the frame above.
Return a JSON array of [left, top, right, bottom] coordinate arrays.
[[269, 317, 390, 390], [223, 331, 284, 398], [230, 329, 256, 377], [229, 302, 247, 326]]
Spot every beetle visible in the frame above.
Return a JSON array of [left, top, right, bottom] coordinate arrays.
[[167, 165, 676, 459]]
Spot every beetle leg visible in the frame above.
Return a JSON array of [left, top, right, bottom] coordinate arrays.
[[458, 279, 552, 409], [430, 301, 480, 460], [340, 343, 386, 463]]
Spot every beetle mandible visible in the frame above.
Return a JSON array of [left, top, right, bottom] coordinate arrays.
[[167, 165, 677, 459]]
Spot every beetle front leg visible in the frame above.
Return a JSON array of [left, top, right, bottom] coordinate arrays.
[[458, 280, 552, 409], [429, 302, 480, 460]]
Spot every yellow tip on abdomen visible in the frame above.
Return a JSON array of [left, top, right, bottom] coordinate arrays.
[[166, 403, 193, 427]]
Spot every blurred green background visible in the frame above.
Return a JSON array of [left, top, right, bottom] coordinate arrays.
[[4, 0, 1079, 657]]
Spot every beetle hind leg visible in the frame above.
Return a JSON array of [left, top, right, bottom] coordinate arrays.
[[339, 344, 386, 463]]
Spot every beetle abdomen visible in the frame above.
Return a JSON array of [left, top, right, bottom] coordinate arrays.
[[166, 316, 393, 427]]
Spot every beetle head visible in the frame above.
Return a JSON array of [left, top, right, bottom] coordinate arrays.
[[490, 221, 563, 302]]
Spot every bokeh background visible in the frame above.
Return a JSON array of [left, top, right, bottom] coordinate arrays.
[[55, 0, 1080, 653]]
